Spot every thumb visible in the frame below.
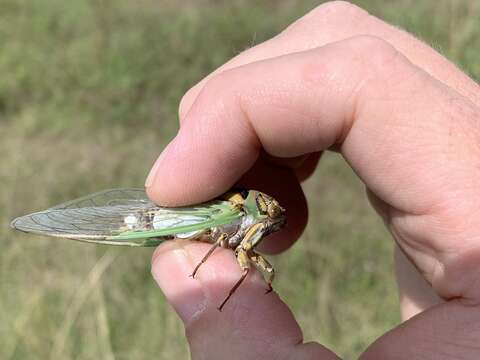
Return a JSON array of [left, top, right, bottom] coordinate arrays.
[[151, 241, 339, 360]]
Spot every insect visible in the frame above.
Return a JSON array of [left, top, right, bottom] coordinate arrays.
[[11, 188, 286, 310]]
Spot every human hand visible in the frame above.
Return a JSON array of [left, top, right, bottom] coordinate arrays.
[[147, 2, 480, 359]]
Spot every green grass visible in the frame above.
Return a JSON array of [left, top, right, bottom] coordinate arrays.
[[1, 0, 478, 359]]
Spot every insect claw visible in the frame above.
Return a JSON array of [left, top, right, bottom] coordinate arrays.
[[217, 299, 227, 312], [190, 265, 202, 279], [217, 268, 249, 311]]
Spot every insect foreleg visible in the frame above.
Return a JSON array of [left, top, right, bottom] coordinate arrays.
[[218, 246, 250, 311], [249, 252, 275, 294], [190, 232, 228, 279]]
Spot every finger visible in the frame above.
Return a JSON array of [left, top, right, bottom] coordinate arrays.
[[360, 300, 480, 359], [179, 1, 479, 120], [147, 36, 419, 205], [368, 190, 445, 319], [394, 245, 444, 321], [147, 35, 480, 303], [152, 241, 339, 360]]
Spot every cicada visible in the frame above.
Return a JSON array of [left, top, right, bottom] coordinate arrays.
[[11, 188, 286, 310]]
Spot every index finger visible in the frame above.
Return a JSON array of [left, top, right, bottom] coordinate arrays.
[[145, 36, 401, 205]]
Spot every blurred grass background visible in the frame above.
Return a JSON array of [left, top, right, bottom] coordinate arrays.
[[1, 0, 479, 359]]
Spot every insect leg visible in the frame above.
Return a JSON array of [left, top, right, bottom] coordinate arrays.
[[249, 252, 275, 294], [217, 223, 267, 310], [218, 247, 250, 311], [190, 233, 228, 278]]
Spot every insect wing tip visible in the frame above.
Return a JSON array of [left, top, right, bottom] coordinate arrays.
[[10, 216, 19, 230], [10, 213, 32, 233], [10, 213, 28, 230]]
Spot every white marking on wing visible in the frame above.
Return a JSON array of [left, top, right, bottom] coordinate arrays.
[[124, 215, 138, 229]]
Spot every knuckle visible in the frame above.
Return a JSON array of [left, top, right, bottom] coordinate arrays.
[[303, 35, 401, 87], [350, 34, 397, 58], [312, 1, 367, 19], [345, 35, 400, 74], [285, 1, 368, 35]]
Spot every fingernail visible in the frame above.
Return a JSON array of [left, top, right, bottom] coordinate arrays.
[[152, 243, 207, 323], [145, 139, 176, 188], [145, 156, 161, 188]]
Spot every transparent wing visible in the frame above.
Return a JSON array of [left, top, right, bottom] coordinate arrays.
[[50, 188, 151, 209], [10, 188, 242, 246], [11, 189, 153, 241]]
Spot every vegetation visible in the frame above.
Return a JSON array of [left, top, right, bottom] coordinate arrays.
[[1, 0, 478, 358]]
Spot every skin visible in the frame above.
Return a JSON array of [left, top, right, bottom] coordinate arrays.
[[146, 2, 480, 359]]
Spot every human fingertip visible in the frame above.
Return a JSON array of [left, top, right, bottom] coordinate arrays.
[[145, 135, 202, 206], [145, 135, 180, 189], [151, 241, 208, 324], [144, 156, 160, 189]]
